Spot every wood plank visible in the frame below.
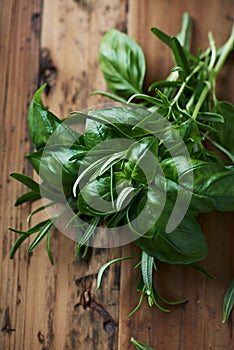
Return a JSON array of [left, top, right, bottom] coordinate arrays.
[[0, 1, 42, 350], [119, 1, 234, 349], [19, 1, 128, 350]]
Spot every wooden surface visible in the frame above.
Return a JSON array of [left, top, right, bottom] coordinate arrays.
[[0, 1, 233, 349]]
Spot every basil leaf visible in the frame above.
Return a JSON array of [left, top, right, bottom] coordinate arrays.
[[179, 161, 234, 213], [214, 101, 234, 154], [223, 276, 234, 323], [77, 175, 117, 216], [28, 85, 61, 150], [27, 145, 81, 188], [99, 29, 145, 99], [136, 212, 208, 265], [124, 137, 158, 184]]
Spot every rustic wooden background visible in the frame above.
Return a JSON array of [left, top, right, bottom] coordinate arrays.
[[0, 0, 234, 349]]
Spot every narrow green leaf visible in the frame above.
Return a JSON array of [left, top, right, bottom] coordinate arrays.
[[10, 234, 30, 259], [116, 186, 135, 211], [223, 276, 234, 322], [14, 191, 41, 206], [90, 91, 127, 103], [176, 12, 192, 50], [97, 255, 138, 289], [78, 217, 100, 246], [130, 337, 155, 350], [9, 219, 51, 235], [27, 202, 55, 223], [141, 251, 154, 293], [148, 80, 182, 92], [151, 27, 172, 47], [28, 220, 54, 253], [10, 173, 40, 192], [46, 230, 54, 265], [171, 37, 190, 77]]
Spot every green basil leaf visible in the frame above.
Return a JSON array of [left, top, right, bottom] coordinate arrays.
[[77, 175, 115, 216], [136, 212, 208, 265], [124, 138, 158, 183], [27, 144, 81, 188], [28, 85, 61, 150], [214, 101, 234, 154], [223, 276, 234, 323], [179, 161, 234, 213], [99, 29, 145, 99]]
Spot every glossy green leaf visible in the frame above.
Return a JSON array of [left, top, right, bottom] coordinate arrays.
[[171, 37, 190, 77], [214, 101, 234, 154], [14, 190, 41, 206], [99, 29, 145, 99], [97, 255, 138, 289], [28, 85, 61, 150], [10, 173, 40, 192], [141, 251, 154, 293], [136, 210, 208, 265], [46, 229, 54, 265], [28, 219, 54, 253]]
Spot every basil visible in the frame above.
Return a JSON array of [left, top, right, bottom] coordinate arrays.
[[10, 13, 234, 332]]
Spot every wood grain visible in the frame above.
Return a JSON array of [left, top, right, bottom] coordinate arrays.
[[0, 1, 234, 350]]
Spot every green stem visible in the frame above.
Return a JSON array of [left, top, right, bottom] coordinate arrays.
[[191, 82, 210, 120], [213, 23, 234, 79]]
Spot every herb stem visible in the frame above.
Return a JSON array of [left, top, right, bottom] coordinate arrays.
[[213, 22, 234, 79], [191, 82, 210, 120]]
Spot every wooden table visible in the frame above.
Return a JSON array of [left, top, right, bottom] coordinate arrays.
[[0, 1, 233, 349]]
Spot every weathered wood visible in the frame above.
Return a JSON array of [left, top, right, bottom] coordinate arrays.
[[0, 1, 43, 350], [119, 1, 234, 349], [1, 1, 127, 350]]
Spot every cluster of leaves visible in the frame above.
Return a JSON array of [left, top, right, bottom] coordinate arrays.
[[10, 12, 234, 337]]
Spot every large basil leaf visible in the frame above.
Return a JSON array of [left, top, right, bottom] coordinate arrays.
[[77, 175, 115, 216], [27, 144, 81, 195], [179, 161, 234, 213], [136, 211, 208, 265], [86, 107, 151, 139], [99, 29, 145, 99], [162, 158, 234, 214], [124, 137, 158, 184], [213, 101, 234, 154], [28, 85, 61, 150], [28, 85, 80, 150]]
